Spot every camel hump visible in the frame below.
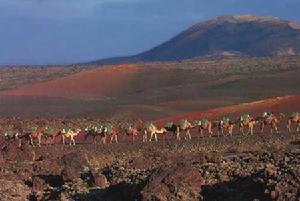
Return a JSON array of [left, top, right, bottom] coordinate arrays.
[[164, 122, 174, 129], [263, 112, 271, 118], [29, 126, 38, 132], [5, 130, 18, 138], [220, 116, 230, 124], [179, 119, 189, 126], [145, 123, 155, 130], [62, 127, 70, 134], [240, 113, 250, 121], [44, 127, 54, 136]]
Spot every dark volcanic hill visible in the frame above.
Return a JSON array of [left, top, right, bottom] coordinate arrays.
[[91, 15, 300, 64]]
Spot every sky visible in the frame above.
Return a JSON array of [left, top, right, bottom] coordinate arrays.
[[0, 0, 299, 65]]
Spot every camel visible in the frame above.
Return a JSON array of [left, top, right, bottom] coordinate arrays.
[[259, 112, 283, 134], [144, 123, 167, 142], [84, 125, 107, 144], [61, 128, 81, 146], [287, 112, 300, 132], [42, 127, 62, 145], [104, 125, 119, 144], [164, 122, 179, 139], [29, 126, 47, 147], [197, 119, 213, 137], [177, 119, 196, 140], [238, 113, 257, 135], [4, 130, 19, 140], [4, 130, 22, 148], [124, 125, 140, 143], [218, 116, 235, 137]]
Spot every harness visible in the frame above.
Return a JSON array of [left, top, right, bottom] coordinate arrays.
[[164, 122, 173, 129], [291, 112, 299, 118], [198, 119, 208, 126], [240, 113, 250, 121], [62, 127, 70, 134], [103, 124, 112, 134], [220, 117, 230, 125], [263, 112, 271, 118], [145, 123, 155, 130], [30, 126, 38, 132], [179, 119, 188, 127], [4, 131, 18, 138], [44, 127, 54, 137]]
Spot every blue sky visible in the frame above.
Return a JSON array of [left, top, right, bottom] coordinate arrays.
[[0, 0, 299, 65]]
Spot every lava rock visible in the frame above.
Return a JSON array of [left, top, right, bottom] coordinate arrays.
[[141, 163, 203, 201]]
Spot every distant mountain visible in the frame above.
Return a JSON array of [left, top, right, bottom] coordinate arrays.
[[90, 15, 300, 65]]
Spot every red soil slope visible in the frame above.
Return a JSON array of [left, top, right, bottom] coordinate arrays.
[[0, 64, 140, 99], [155, 95, 300, 126]]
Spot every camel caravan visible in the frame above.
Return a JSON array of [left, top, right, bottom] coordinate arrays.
[[1, 111, 300, 147]]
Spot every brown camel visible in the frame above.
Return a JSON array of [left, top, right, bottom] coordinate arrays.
[[287, 112, 300, 132], [100, 124, 119, 144], [218, 116, 235, 137], [238, 114, 257, 135], [197, 119, 213, 137], [4, 130, 22, 148], [124, 125, 140, 143], [29, 126, 47, 147], [177, 119, 196, 140], [259, 112, 283, 134], [84, 125, 107, 144]]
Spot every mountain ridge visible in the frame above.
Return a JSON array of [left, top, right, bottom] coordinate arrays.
[[89, 15, 300, 65]]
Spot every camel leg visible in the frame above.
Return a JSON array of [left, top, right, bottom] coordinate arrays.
[[30, 136, 35, 147], [270, 126, 273, 134], [200, 129, 203, 138], [240, 125, 244, 135], [261, 123, 265, 133], [115, 135, 118, 143], [229, 126, 233, 137], [249, 125, 253, 135], [208, 125, 213, 137], [149, 132, 153, 142], [72, 136, 76, 145], [176, 127, 181, 141], [297, 123, 300, 132], [17, 138, 22, 148], [287, 120, 291, 132], [220, 127, 224, 136], [143, 131, 147, 142], [154, 133, 158, 142], [62, 135, 65, 145], [38, 136, 41, 147], [186, 130, 191, 140], [176, 130, 181, 141], [69, 136, 73, 146]]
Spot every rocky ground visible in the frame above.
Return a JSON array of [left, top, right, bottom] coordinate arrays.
[[0, 131, 299, 201]]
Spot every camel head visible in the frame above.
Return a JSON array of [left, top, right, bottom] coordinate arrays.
[[160, 128, 168, 133], [75, 128, 82, 133]]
